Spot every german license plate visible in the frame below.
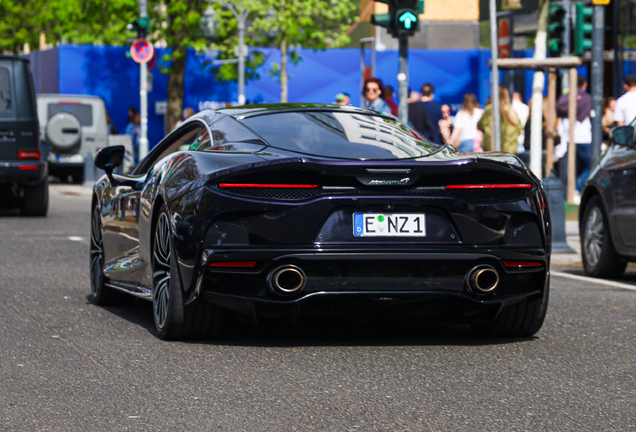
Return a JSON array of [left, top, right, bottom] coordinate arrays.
[[353, 213, 426, 237]]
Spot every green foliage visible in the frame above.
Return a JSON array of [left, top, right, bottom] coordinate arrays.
[[0, 0, 138, 53]]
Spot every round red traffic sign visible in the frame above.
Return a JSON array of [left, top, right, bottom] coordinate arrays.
[[147, 51, 157, 71], [498, 19, 511, 59], [130, 39, 154, 64]]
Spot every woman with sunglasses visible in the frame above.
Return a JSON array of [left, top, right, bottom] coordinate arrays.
[[362, 78, 391, 114]]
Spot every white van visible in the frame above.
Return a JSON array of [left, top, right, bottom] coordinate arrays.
[[36, 94, 108, 182]]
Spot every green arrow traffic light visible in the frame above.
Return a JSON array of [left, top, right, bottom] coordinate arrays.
[[398, 11, 418, 30]]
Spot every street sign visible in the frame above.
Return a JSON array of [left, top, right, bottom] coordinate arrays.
[[146, 51, 157, 71], [130, 39, 154, 64], [592, 0, 610, 4], [498, 18, 511, 59]]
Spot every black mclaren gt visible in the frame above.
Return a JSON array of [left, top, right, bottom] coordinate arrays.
[[90, 104, 550, 340]]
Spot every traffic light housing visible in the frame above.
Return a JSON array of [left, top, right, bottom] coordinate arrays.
[[547, 3, 566, 57], [574, 3, 593, 56], [371, 0, 423, 37], [128, 15, 151, 39]]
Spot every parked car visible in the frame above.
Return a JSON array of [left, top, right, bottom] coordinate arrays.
[[580, 124, 636, 278], [0, 55, 48, 216], [89, 104, 550, 340], [37, 94, 108, 183]]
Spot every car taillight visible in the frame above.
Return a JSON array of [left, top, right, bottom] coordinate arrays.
[[446, 184, 532, 189], [218, 184, 319, 189], [503, 261, 543, 268], [19, 150, 40, 160], [209, 261, 257, 268]]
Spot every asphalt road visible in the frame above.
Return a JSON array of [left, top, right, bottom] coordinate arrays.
[[1, 186, 635, 431]]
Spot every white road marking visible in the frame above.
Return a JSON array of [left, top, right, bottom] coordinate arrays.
[[68, 236, 84, 242], [118, 232, 139, 242], [552, 271, 636, 292]]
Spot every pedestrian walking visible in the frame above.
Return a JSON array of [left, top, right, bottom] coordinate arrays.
[[362, 78, 391, 114], [602, 97, 616, 148], [175, 107, 195, 129], [106, 111, 118, 135], [447, 93, 483, 152], [126, 112, 140, 162], [407, 96, 435, 140], [477, 86, 523, 153], [382, 85, 399, 117], [420, 83, 443, 143], [615, 74, 636, 126], [512, 91, 530, 154], [438, 104, 453, 145], [555, 76, 592, 191]]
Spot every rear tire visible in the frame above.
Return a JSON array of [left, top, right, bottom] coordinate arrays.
[[471, 282, 549, 338], [20, 178, 48, 216], [152, 205, 224, 340], [580, 196, 626, 278]]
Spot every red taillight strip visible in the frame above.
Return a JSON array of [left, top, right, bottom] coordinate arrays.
[[19, 165, 39, 170], [218, 184, 319, 189], [19, 150, 41, 160], [504, 261, 543, 268], [446, 184, 532, 189], [209, 261, 257, 268]]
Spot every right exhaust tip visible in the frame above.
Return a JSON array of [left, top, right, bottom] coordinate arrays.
[[468, 265, 499, 294], [269, 265, 306, 295]]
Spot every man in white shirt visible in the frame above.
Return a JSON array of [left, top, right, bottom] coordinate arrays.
[[615, 74, 636, 126], [512, 92, 530, 153]]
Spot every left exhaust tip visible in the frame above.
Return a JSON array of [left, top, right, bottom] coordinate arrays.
[[268, 265, 306, 295]]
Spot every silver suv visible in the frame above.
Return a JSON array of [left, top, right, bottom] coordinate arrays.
[[36, 94, 108, 182]]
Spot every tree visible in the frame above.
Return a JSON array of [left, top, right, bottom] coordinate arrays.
[[0, 0, 137, 54], [251, 0, 356, 102], [151, 0, 210, 132]]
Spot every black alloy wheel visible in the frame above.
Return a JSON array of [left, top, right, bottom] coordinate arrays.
[[581, 196, 626, 278], [152, 204, 224, 340], [90, 204, 121, 305]]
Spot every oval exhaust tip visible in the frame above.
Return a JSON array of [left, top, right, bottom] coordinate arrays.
[[270, 266, 306, 295], [468, 265, 499, 294]]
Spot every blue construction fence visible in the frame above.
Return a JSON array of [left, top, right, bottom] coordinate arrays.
[[28, 44, 588, 150]]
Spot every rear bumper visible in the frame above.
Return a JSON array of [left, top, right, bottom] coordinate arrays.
[[195, 247, 548, 322], [0, 161, 47, 185]]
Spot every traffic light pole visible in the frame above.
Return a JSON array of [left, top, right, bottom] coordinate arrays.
[[398, 35, 409, 123], [590, 5, 605, 168], [138, 0, 149, 160]]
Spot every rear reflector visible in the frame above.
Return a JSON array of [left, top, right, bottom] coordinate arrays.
[[209, 261, 257, 268], [18, 150, 40, 160], [446, 184, 532, 189], [504, 261, 543, 268], [19, 165, 39, 170], [218, 184, 319, 189], [60, 100, 81, 105]]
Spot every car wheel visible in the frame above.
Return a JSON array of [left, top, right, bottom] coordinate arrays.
[[90, 204, 123, 305], [152, 204, 224, 340], [20, 178, 48, 216], [472, 281, 549, 338], [581, 196, 626, 278]]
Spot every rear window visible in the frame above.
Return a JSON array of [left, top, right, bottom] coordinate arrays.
[[240, 111, 439, 159], [0, 68, 11, 115], [47, 103, 93, 126]]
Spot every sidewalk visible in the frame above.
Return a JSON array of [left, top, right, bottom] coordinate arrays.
[[551, 220, 582, 268], [50, 184, 94, 198]]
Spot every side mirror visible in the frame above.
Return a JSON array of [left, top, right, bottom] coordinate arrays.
[[95, 145, 125, 184], [612, 126, 634, 147]]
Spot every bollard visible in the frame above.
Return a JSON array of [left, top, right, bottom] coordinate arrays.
[[544, 173, 575, 253]]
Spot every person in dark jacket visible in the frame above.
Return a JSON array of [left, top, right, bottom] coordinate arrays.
[[420, 83, 443, 143], [408, 99, 435, 140]]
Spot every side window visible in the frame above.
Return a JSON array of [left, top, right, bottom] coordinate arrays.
[[0, 68, 11, 115], [208, 116, 262, 145], [134, 123, 202, 174]]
